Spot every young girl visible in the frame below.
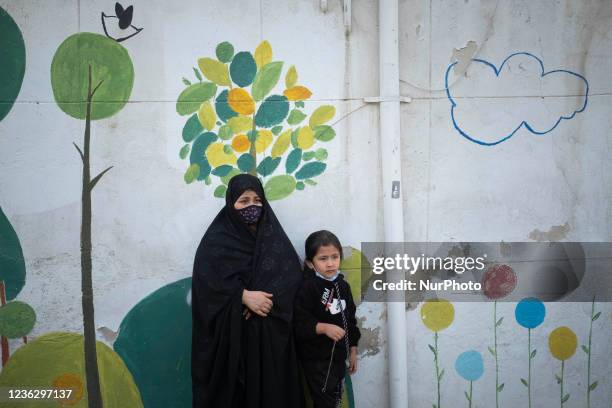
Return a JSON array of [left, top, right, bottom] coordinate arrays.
[[294, 230, 360, 408]]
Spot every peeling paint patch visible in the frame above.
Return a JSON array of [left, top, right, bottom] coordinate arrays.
[[97, 326, 119, 343], [357, 316, 381, 357], [528, 222, 570, 241], [451, 40, 477, 77]]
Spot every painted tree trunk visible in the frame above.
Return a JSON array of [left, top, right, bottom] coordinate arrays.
[[0, 280, 8, 366], [80, 65, 104, 408]]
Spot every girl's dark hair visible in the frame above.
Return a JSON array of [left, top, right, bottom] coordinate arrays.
[[304, 230, 343, 261]]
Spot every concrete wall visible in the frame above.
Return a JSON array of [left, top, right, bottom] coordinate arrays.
[[0, 1, 610, 407]]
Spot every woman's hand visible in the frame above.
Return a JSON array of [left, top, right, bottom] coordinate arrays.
[[316, 323, 346, 342], [242, 290, 273, 317], [348, 346, 358, 374]]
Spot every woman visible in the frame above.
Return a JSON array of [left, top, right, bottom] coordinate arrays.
[[191, 174, 304, 407]]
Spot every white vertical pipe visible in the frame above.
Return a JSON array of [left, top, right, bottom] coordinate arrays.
[[379, 0, 409, 407]]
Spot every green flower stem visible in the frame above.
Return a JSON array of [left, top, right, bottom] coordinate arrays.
[[528, 328, 532, 408], [494, 300, 500, 408], [560, 360, 565, 407], [587, 296, 594, 408], [434, 331, 441, 408], [469, 381, 473, 408]]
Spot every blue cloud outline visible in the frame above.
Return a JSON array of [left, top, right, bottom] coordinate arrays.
[[445, 52, 589, 146]]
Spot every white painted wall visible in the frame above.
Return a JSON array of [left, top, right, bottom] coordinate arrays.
[[0, 1, 610, 407]]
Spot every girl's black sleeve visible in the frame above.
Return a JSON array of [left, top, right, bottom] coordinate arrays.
[[345, 283, 361, 347]]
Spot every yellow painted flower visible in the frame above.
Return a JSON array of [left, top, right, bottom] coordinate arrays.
[[420, 299, 455, 332], [283, 86, 312, 101], [206, 143, 237, 167], [549, 326, 577, 361], [228, 88, 255, 115], [256, 130, 273, 153], [231, 134, 250, 152], [297, 126, 315, 149]]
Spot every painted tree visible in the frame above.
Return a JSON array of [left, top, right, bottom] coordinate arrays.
[[51, 32, 134, 408], [0, 6, 26, 122], [0, 207, 34, 366], [177, 41, 336, 200]]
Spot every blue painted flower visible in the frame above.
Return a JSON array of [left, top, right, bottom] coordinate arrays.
[[515, 297, 546, 329], [455, 350, 484, 381]]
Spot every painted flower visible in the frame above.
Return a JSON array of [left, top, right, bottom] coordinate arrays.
[[455, 350, 484, 381], [482, 264, 517, 300], [549, 326, 577, 361], [515, 297, 545, 329], [420, 298, 455, 332]]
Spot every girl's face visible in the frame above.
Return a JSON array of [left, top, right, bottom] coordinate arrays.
[[307, 244, 341, 279], [234, 190, 262, 209]]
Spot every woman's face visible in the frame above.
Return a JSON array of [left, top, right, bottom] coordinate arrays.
[[234, 190, 262, 210], [308, 245, 341, 278]]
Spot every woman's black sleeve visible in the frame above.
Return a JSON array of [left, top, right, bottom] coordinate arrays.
[[293, 282, 319, 340]]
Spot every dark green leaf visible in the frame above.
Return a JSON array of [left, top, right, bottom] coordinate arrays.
[[313, 125, 336, 142], [496, 317, 504, 326], [182, 114, 203, 142], [488, 346, 495, 357], [189, 132, 217, 180], [428, 344, 436, 355], [438, 369, 444, 381], [581, 345, 589, 354], [193, 67, 202, 82], [295, 101, 305, 108], [257, 156, 281, 177], [561, 394, 570, 403], [271, 125, 283, 135], [592, 311, 601, 321], [182, 77, 191, 86], [285, 149, 302, 174], [229, 51, 256, 87], [295, 162, 326, 180], [521, 378, 529, 387], [212, 165, 233, 177], [255, 95, 290, 128], [215, 89, 238, 123], [237, 153, 255, 173], [214, 185, 227, 198], [497, 383, 504, 392], [287, 109, 307, 125], [530, 349, 537, 359], [304, 179, 317, 186], [555, 374, 562, 384], [464, 391, 470, 402], [296, 181, 305, 190], [589, 381, 598, 391]]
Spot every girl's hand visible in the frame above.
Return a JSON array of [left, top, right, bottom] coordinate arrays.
[[242, 290, 273, 317], [348, 347, 358, 374], [316, 323, 346, 342]]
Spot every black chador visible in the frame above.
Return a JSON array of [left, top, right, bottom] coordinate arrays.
[[191, 174, 304, 407]]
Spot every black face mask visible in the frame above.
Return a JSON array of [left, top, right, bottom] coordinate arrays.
[[237, 204, 262, 224]]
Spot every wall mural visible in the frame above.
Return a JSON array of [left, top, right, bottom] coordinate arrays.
[[49, 32, 136, 407], [177, 40, 337, 200], [445, 52, 589, 146]]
